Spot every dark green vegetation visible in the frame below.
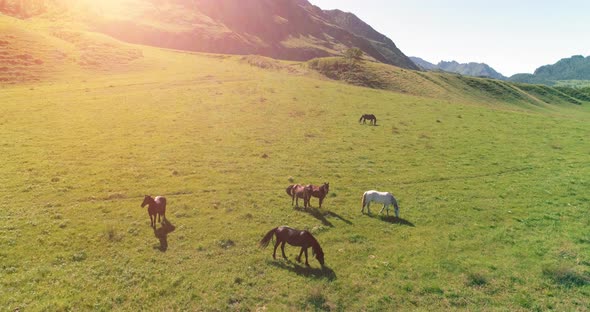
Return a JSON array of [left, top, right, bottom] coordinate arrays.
[[509, 55, 590, 86], [2, 7, 590, 312], [410, 57, 506, 80]]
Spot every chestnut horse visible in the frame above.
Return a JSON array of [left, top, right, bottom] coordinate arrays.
[[286, 184, 312, 208], [260, 226, 324, 267], [141, 195, 166, 227], [359, 114, 377, 125], [308, 182, 329, 208]]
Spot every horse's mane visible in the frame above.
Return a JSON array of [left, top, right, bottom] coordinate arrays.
[[306, 232, 323, 257]]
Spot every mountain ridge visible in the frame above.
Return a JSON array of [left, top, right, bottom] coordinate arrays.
[[410, 57, 506, 80], [509, 55, 590, 85], [0, 0, 419, 70], [322, 9, 417, 70]]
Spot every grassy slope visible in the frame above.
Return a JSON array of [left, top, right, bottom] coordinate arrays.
[[0, 13, 144, 84], [308, 57, 590, 113], [1, 18, 590, 311]]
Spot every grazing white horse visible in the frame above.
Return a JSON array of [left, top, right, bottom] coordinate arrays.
[[361, 190, 399, 217]]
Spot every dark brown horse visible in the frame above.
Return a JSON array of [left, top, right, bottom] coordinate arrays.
[[260, 226, 324, 267], [141, 195, 166, 227], [285, 184, 312, 208], [308, 182, 329, 208], [359, 114, 377, 125]]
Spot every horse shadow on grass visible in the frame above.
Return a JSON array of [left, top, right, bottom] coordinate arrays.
[[294, 206, 352, 227], [365, 214, 415, 227], [268, 259, 337, 281], [153, 218, 176, 252]]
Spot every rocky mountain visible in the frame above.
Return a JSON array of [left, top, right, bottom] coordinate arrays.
[[0, 0, 419, 70], [409, 57, 437, 71], [321, 9, 418, 70], [410, 57, 506, 80], [509, 55, 590, 85]]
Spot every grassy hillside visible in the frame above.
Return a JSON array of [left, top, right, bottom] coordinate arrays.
[[308, 57, 590, 111], [0, 14, 145, 84], [1, 17, 590, 311]]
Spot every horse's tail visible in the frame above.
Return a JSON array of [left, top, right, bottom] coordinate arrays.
[[361, 192, 367, 209], [286, 185, 294, 196], [359, 115, 363, 123], [259, 227, 277, 248]]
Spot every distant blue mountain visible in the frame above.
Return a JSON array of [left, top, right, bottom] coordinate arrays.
[[508, 55, 590, 85], [410, 57, 506, 80]]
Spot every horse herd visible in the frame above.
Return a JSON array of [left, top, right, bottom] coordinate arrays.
[[141, 188, 399, 267], [140, 113, 399, 267]]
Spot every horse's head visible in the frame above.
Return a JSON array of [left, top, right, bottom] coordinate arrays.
[[323, 182, 329, 193], [314, 247, 325, 266], [141, 195, 151, 207]]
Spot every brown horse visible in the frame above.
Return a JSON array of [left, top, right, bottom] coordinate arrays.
[[286, 184, 312, 208], [141, 195, 166, 227], [260, 226, 324, 267], [308, 182, 329, 208], [359, 114, 377, 125]]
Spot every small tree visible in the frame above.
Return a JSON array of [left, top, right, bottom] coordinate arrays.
[[344, 48, 363, 62]]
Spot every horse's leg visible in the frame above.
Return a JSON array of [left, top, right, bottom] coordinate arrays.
[[272, 240, 280, 259], [297, 247, 304, 263], [319, 196, 323, 208], [385, 204, 390, 216], [281, 242, 287, 259], [366, 202, 371, 215], [304, 248, 310, 267]]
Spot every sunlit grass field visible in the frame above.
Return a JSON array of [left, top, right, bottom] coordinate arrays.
[[1, 45, 590, 310]]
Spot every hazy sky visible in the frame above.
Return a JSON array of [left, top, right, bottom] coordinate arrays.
[[311, 0, 590, 76]]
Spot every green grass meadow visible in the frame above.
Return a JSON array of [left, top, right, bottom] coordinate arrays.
[[1, 48, 590, 311]]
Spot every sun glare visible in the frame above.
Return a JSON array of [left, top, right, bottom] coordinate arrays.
[[75, 0, 139, 17]]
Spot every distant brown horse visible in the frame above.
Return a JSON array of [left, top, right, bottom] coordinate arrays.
[[308, 182, 329, 208], [141, 195, 166, 227], [260, 226, 324, 267], [286, 184, 312, 208], [359, 114, 377, 125]]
